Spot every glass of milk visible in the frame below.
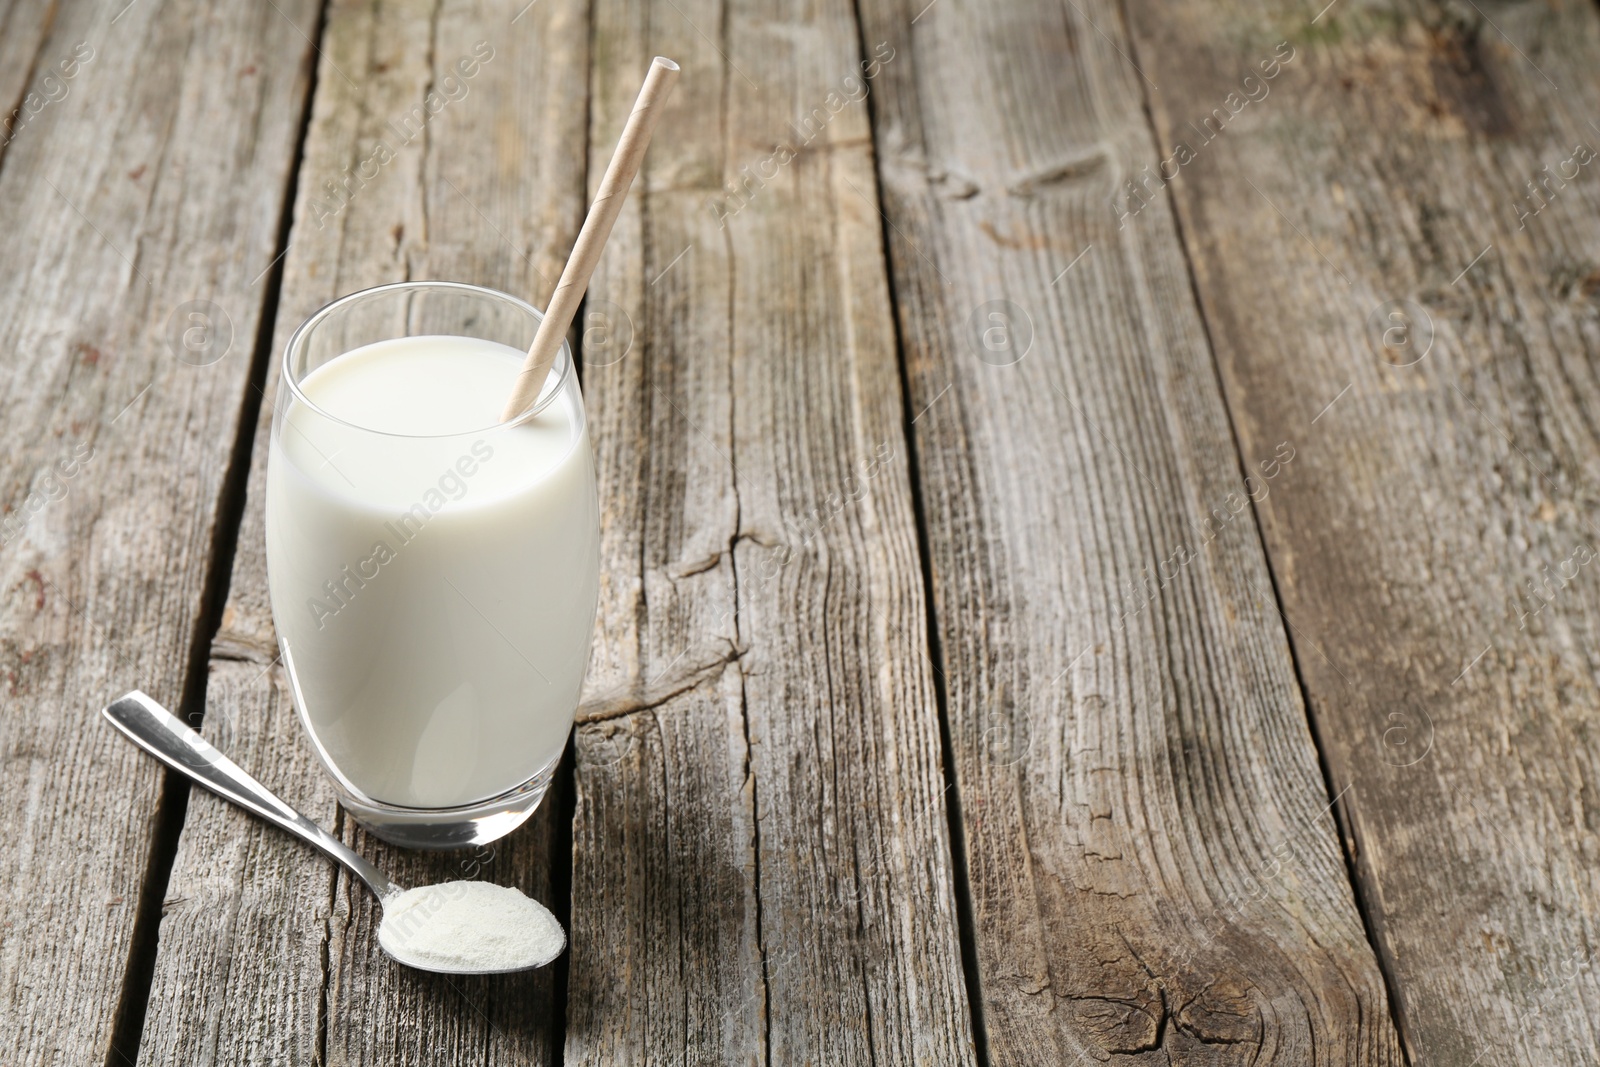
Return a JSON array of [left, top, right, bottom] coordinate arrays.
[[265, 281, 599, 849]]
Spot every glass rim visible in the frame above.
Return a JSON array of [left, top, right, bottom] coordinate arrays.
[[280, 279, 573, 440]]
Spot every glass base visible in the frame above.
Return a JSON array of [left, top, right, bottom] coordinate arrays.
[[337, 751, 562, 850]]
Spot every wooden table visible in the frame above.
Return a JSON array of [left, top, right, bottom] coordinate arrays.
[[4, 0, 1598, 1062]]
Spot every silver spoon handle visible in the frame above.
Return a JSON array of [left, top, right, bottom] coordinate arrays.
[[102, 690, 402, 901]]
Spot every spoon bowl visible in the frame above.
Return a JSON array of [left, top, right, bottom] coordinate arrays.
[[101, 690, 562, 974]]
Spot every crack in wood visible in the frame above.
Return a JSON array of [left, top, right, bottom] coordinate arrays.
[[575, 640, 747, 724]]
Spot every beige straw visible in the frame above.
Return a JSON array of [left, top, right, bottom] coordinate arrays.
[[502, 56, 680, 421]]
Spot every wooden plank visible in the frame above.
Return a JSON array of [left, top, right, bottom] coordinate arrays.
[[853, 0, 1407, 1061], [136, 0, 590, 1062], [1125, 1, 1600, 1062], [564, 0, 977, 1063], [0, 0, 318, 1063]]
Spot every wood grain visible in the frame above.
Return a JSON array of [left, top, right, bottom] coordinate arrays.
[[0, 0, 318, 1063], [0, 0, 60, 169], [564, 0, 976, 1063], [854, 0, 1406, 1060], [21, 0, 1596, 1060], [137, 0, 590, 1062], [1126, 0, 1600, 1062]]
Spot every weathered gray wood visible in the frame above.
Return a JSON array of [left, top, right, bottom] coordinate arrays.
[[137, 0, 590, 1062], [0, 0, 318, 1063], [855, 0, 1406, 1060], [1126, 1, 1600, 1062], [564, 0, 976, 1064], [0, 0, 60, 168]]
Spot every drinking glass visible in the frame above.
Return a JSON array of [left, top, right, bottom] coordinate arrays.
[[265, 281, 599, 848]]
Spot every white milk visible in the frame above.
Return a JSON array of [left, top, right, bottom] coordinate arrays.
[[265, 336, 598, 809]]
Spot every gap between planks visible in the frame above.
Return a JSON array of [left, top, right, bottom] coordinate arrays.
[[844, 1, 992, 1063], [99, 0, 333, 1061], [1113, 0, 1413, 1059]]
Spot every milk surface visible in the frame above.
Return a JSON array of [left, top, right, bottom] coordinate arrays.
[[266, 336, 598, 808]]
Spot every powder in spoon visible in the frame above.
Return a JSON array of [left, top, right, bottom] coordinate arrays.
[[378, 880, 565, 972]]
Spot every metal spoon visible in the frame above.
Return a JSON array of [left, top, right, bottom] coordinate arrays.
[[101, 690, 562, 974]]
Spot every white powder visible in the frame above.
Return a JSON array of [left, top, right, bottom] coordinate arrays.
[[377, 880, 566, 973]]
